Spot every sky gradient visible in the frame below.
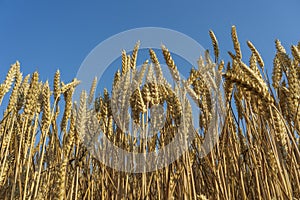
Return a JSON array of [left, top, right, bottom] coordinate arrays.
[[0, 0, 299, 95]]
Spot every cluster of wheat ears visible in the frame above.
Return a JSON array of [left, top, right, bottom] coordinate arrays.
[[0, 26, 300, 200]]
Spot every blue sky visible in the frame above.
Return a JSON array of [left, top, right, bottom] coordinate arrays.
[[0, 0, 299, 96]]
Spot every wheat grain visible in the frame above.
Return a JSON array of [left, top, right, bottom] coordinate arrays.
[[130, 88, 146, 123], [42, 81, 51, 133], [150, 49, 165, 83], [136, 60, 148, 86], [272, 56, 282, 89], [5, 69, 22, 115], [61, 86, 74, 132], [121, 50, 128, 75], [24, 71, 39, 117], [54, 70, 61, 101], [162, 45, 180, 83], [146, 63, 154, 83], [141, 83, 151, 105], [113, 69, 121, 88], [88, 77, 97, 106], [247, 41, 264, 69], [209, 30, 219, 63], [231, 25, 242, 60], [228, 51, 237, 60], [0, 61, 19, 105], [291, 45, 300, 63], [16, 74, 30, 111], [61, 78, 80, 94], [131, 41, 140, 70], [76, 90, 87, 141], [275, 39, 286, 53]]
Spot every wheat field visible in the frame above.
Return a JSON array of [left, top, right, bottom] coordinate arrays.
[[0, 26, 299, 200]]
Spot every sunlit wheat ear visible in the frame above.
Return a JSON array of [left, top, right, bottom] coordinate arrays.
[[149, 48, 160, 66], [249, 53, 264, 83], [275, 39, 291, 72], [146, 63, 154, 83], [183, 80, 199, 105], [36, 81, 44, 114], [149, 49, 164, 83], [197, 194, 209, 200], [231, 25, 242, 60], [76, 90, 87, 141], [130, 40, 140, 70], [275, 39, 286, 53], [278, 81, 290, 118], [113, 69, 121, 88], [238, 60, 268, 91], [287, 61, 300, 116], [53, 70, 61, 101], [247, 41, 264, 69], [187, 68, 198, 85], [56, 160, 67, 200], [107, 115, 113, 138], [225, 61, 273, 104], [63, 107, 75, 155], [0, 61, 19, 105], [130, 88, 146, 123], [99, 91, 109, 124], [5, 69, 22, 115], [197, 56, 205, 70], [41, 81, 51, 133], [24, 71, 39, 117], [234, 90, 243, 120], [272, 110, 288, 155], [224, 62, 234, 101], [61, 86, 75, 132], [165, 85, 182, 127], [149, 82, 160, 106], [61, 78, 80, 94], [209, 30, 219, 63], [158, 84, 169, 103], [266, 149, 279, 174], [161, 44, 180, 83], [218, 60, 224, 72], [16, 74, 30, 111], [126, 55, 131, 74], [291, 45, 300, 63], [88, 77, 97, 106], [121, 49, 128, 75], [0, 158, 10, 187], [119, 76, 130, 124], [228, 51, 237, 61], [136, 60, 148, 86], [204, 49, 213, 65], [214, 60, 224, 88], [249, 53, 257, 73], [103, 88, 111, 116], [141, 83, 151, 105], [272, 56, 282, 89]]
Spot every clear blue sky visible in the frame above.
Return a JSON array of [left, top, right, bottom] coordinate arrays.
[[0, 0, 299, 94]]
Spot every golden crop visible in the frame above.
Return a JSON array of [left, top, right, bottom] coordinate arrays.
[[0, 26, 299, 200]]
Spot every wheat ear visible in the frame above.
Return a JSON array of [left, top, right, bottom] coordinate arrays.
[[161, 45, 180, 83], [209, 30, 219, 63], [247, 41, 264, 69], [0, 61, 19, 105], [131, 41, 140, 70], [231, 25, 242, 59]]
